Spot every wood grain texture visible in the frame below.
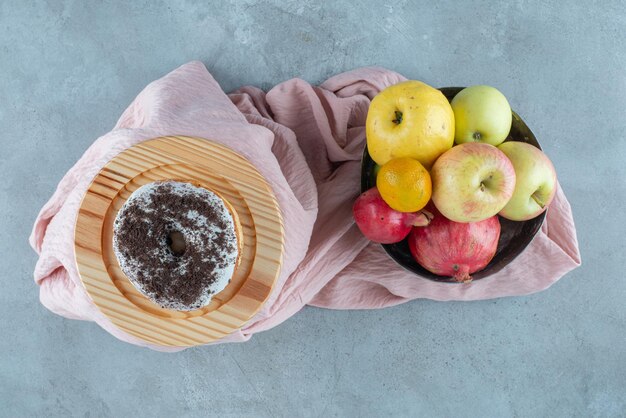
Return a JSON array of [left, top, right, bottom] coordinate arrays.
[[74, 136, 284, 347]]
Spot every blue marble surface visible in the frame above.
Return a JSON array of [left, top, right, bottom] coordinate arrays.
[[1, 1, 624, 416]]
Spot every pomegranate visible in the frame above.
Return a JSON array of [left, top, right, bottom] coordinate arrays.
[[408, 207, 500, 282], [353, 188, 432, 244]]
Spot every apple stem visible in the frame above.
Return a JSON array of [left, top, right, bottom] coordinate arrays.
[[393, 110, 403, 125], [531, 192, 545, 208], [473, 131, 482, 141]]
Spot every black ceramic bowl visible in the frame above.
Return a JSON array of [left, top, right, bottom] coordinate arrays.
[[361, 87, 546, 282]]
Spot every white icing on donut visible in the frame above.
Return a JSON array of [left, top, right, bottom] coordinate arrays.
[[112, 181, 238, 311]]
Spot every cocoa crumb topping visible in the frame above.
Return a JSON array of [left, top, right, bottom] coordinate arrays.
[[113, 181, 237, 310]]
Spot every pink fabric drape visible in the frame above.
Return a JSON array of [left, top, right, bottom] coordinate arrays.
[[30, 62, 581, 351]]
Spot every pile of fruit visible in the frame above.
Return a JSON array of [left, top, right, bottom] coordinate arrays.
[[354, 81, 557, 282]]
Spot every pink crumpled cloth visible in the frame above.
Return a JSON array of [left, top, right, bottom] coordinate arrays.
[[30, 61, 581, 351]]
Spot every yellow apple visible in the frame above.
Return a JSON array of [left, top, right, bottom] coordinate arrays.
[[451, 85, 512, 146], [366, 80, 455, 168]]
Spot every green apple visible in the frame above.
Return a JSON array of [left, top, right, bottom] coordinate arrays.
[[431, 143, 516, 223], [451, 85, 512, 146], [498, 141, 557, 221]]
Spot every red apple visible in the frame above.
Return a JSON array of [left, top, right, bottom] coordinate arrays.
[[353, 188, 432, 244], [431, 143, 516, 222]]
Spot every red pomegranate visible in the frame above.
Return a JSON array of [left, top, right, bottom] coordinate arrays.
[[408, 206, 500, 282], [353, 188, 432, 244]]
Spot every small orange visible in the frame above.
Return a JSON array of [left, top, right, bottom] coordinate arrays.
[[377, 157, 432, 212]]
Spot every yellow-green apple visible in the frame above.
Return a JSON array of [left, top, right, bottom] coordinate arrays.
[[366, 80, 455, 168], [431, 143, 516, 222], [451, 85, 512, 146], [497, 141, 557, 221]]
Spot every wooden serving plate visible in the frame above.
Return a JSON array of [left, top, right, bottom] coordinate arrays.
[[74, 136, 284, 347]]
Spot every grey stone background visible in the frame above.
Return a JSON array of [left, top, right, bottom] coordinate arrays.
[[1, 1, 624, 417]]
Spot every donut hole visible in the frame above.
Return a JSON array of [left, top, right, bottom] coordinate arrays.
[[166, 230, 186, 257]]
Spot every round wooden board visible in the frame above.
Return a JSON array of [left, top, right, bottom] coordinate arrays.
[[74, 136, 284, 347]]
